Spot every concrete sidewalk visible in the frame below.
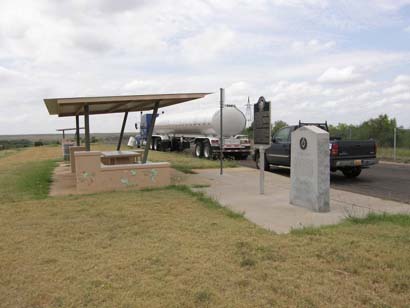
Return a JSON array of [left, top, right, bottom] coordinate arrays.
[[192, 167, 410, 233]]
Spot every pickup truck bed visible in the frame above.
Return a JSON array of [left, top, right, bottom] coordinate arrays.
[[255, 124, 378, 178]]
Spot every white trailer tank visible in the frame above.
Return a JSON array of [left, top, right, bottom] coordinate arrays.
[[154, 105, 246, 137]]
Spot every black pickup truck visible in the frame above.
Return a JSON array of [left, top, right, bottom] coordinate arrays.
[[255, 122, 378, 178]]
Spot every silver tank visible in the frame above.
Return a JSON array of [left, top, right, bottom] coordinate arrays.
[[154, 105, 246, 137]]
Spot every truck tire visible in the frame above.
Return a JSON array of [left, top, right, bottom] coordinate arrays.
[[153, 138, 160, 151], [203, 142, 213, 159], [241, 153, 249, 160], [342, 167, 362, 178], [194, 142, 203, 158], [255, 152, 269, 171]]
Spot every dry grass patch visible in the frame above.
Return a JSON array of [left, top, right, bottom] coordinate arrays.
[[0, 146, 410, 307], [1, 187, 410, 307]]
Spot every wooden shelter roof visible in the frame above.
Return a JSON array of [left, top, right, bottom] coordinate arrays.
[[44, 93, 210, 117]]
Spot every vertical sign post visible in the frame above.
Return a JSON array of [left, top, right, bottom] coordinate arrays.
[[220, 88, 225, 175], [253, 96, 271, 194], [393, 127, 397, 161]]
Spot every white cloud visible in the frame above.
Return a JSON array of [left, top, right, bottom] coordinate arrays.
[[121, 80, 160, 94], [383, 84, 409, 95], [0, 0, 410, 134], [179, 27, 236, 64], [291, 40, 335, 53], [318, 66, 362, 84], [394, 75, 410, 84]]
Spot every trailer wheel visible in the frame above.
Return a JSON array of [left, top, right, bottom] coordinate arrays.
[[194, 142, 203, 158], [153, 138, 159, 151], [203, 142, 212, 159]]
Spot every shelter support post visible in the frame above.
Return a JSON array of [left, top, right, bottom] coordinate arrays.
[[84, 105, 90, 151], [75, 115, 80, 146], [62, 130, 65, 139], [117, 112, 129, 151], [142, 101, 159, 163]]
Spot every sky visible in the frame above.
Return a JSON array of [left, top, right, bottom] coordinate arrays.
[[0, 0, 410, 134]]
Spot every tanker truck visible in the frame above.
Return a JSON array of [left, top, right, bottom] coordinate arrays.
[[139, 105, 251, 159]]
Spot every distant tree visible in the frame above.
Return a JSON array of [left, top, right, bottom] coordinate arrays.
[[271, 120, 288, 135], [359, 114, 397, 146], [242, 122, 253, 138], [34, 141, 44, 147]]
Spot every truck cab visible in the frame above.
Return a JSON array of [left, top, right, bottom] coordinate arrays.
[[255, 122, 378, 178]]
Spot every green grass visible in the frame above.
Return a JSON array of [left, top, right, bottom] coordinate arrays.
[[291, 213, 410, 235], [147, 150, 238, 173], [378, 147, 410, 163], [1, 147, 410, 307], [0, 158, 58, 202], [347, 212, 410, 227]]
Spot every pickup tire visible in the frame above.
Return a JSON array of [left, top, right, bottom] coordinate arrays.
[[255, 152, 269, 171], [342, 167, 362, 178]]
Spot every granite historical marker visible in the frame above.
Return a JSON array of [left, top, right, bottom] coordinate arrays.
[[290, 125, 330, 212]]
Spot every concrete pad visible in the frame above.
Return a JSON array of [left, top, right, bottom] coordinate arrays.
[[191, 167, 410, 234], [49, 163, 79, 196]]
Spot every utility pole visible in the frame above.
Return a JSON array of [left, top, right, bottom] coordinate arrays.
[[393, 127, 397, 161], [245, 96, 252, 127], [220, 88, 224, 175]]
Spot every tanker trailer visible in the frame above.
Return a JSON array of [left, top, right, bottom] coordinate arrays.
[[140, 105, 251, 159]]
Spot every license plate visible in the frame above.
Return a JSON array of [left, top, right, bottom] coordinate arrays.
[[354, 160, 362, 166]]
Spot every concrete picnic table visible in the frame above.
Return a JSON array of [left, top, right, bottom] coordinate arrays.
[[100, 150, 143, 165]]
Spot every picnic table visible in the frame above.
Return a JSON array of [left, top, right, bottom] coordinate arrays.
[[100, 150, 143, 165]]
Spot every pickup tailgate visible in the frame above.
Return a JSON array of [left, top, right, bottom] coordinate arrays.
[[334, 140, 376, 159]]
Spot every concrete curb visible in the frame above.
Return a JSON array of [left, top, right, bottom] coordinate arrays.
[[379, 160, 410, 166]]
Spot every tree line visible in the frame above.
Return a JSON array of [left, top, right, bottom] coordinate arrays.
[[247, 114, 410, 148]]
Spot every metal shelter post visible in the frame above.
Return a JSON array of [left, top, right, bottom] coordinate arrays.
[[75, 115, 80, 146], [62, 130, 65, 139], [117, 112, 129, 151], [84, 105, 90, 151], [219, 88, 224, 175], [142, 102, 159, 163]]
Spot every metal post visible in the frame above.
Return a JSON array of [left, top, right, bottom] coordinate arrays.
[[349, 127, 352, 140], [393, 127, 397, 161], [117, 112, 129, 151], [75, 115, 80, 146], [259, 146, 265, 194], [142, 102, 159, 163], [62, 130, 65, 139], [84, 105, 90, 151], [220, 88, 224, 175]]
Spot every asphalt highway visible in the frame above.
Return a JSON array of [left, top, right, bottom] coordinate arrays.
[[238, 160, 410, 204]]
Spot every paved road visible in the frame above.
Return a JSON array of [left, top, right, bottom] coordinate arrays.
[[239, 160, 410, 204]]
